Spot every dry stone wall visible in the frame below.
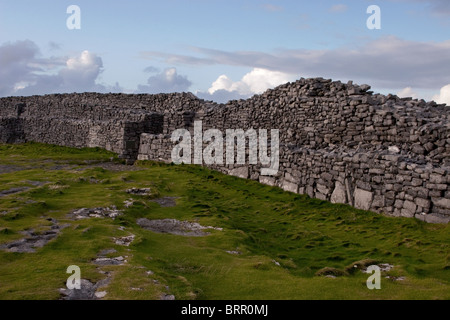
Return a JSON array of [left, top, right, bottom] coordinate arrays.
[[1, 77, 449, 223]]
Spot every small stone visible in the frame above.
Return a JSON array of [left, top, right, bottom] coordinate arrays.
[[95, 291, 107, 299], [388, 146, 400, 154], [126, 188, 151, 196]]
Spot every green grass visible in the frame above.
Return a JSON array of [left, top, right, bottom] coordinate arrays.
[[0, 143, 448, 300]]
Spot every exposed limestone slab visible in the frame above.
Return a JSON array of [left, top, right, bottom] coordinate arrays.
[[137, 218, 222, 237], [0, 187, 30, 198], [68, 206, 122, 220], [150, 197, 178, 207], [0, 218, 67, 253]]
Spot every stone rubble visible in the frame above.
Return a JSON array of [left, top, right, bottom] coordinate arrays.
[[114, 234, 135, 246], [123, 199, 135, 208], [362, 263, 394, 273], [0, 187, 29, 197], [93, 256, 126, 266], [59, 278, 110, 300], [69, 206, 122, 220], [225, 250, 241, 255], [126, 187, 152, 196]]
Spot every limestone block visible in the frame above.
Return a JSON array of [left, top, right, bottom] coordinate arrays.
[[432, 198, 450, 209], [402, 200, 417, 217], [306, 186, 315, 198], [315, 192, 327, 201], [259, 176, 276, 187], [354, 188, 373, 211], [414, 198, 430, 209], [281, 180, 298, 193], [330, 181, 347, 204], [316, 184, 329, 195], [229, 167, 249, 179], [388, 146, 400, 154], [137, 154, 149, 161], [372, 195, 385, 208], [415, 213, 449, 224], [430, 174, 446, 184]]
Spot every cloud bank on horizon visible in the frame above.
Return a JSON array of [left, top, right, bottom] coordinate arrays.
[[0, 0, 449, 105]]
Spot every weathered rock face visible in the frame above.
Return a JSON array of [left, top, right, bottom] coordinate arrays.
[[1, 78, 449, 223]]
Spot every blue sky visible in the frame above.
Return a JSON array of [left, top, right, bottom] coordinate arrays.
[[1, 0, 450, 103]]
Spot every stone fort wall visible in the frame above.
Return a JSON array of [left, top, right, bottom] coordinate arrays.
[[0, 78, 449, 223]]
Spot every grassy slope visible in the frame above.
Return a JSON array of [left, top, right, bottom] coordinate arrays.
[[0, 143, 448, 300]]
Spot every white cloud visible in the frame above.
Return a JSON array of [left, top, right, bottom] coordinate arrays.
[[241, 68, 295, 94], [137, 67, 192, 94], [197, 89, 250, 103], [0, 40, 54, 96], [208, 75, 235, 94], [397, 87, 418, 99], [329, 4, 348, 13], [59, 50, 104, 91], [199, 68, 295, 103], [432, 84, 450, 105], [0, 40, 118, 96]]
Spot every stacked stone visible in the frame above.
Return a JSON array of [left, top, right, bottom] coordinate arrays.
[[274, 146, 449, 223], [134, 78, 449, 223], [1, 77, 449, 223], [0, 93, 172, 161], [216, 78, 449, 165], [137, 134, 173, 162]]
